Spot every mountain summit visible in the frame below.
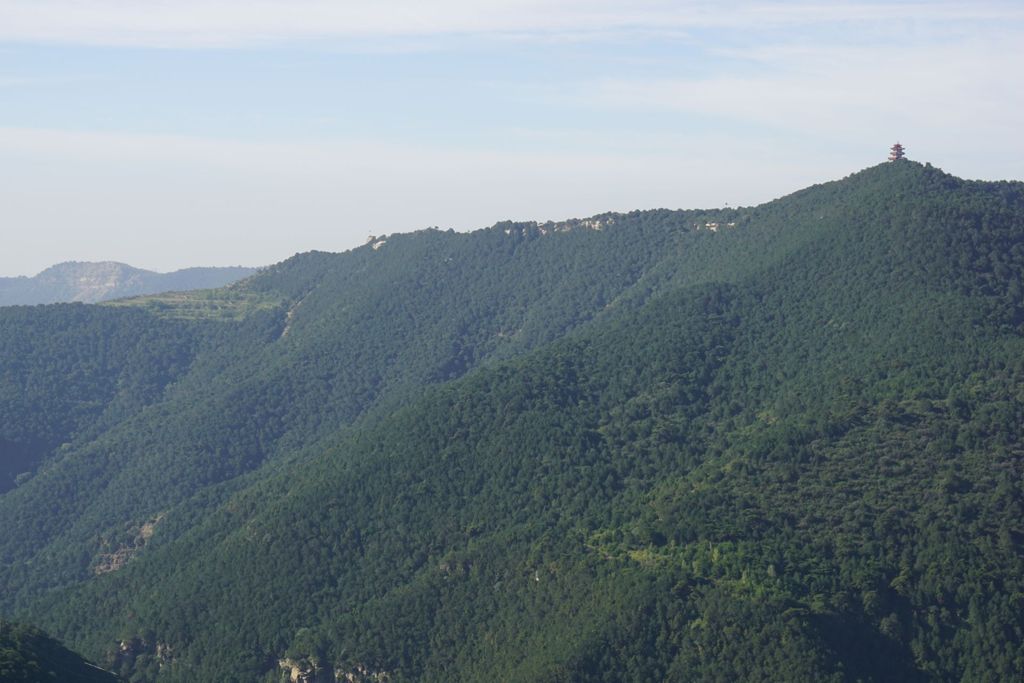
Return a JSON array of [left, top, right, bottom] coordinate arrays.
[[1, 162, 1023, 681], [0, 261, 257, 305]]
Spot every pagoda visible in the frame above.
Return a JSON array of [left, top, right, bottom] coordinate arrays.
[[888, 142, 906, 161]]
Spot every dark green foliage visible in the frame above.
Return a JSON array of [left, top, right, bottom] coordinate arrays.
[[0, 620, 119, 682], [2, 161, 1024, 681], [0, 305, 204, 493]]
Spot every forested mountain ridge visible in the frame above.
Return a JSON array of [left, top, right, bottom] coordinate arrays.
[[2, 161, 1023, 681], [0, 261, 256, 306]]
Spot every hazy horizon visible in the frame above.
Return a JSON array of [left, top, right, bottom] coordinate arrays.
[[0, 259, 261, 279], [2, 0, 1022, 276]]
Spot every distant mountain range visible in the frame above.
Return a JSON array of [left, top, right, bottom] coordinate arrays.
[[0, 262, 258, 306]]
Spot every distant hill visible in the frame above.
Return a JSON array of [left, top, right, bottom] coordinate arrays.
[[0, 262, 257, 305], [1, 161, 1024, 681]]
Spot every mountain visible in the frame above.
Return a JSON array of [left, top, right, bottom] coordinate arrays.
[[1, 161, 1023, 681], [0, 261, 257, 305], [0, 620, 119, 682]]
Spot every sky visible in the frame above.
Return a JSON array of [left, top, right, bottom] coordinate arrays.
[[1, 1, 1022, 276]]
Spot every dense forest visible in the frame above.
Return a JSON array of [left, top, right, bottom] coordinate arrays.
[[0, 620, 117, 682], [1, 161, 1023, 681]]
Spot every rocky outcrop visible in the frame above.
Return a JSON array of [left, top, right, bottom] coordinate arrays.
[[336, 664, 391, 682], [93, 514, 164, 575], [278, 657, 334, 683], [277, 657, 391, 683], [110, 635, 174, 675]]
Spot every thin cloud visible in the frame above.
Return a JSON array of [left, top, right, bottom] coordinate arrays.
[[589, 32, 1024, 156], [0, 1, 1019, 48]]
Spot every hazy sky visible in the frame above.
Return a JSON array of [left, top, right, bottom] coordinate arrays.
[[1, 1, 1022, 276]]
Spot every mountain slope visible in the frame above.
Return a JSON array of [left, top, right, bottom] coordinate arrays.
[[0, 305, 209, 494], [0, 262, 256, 305], [0, 620, 119, 682], [0, 205, 723, 607], [2, 161, 1023, 681]]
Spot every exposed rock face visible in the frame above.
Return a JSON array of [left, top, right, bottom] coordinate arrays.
[[277, 658, 391, 683], [278, 657, 334, 683], [0, 261, 256, 305], [110, 636, 173, 674], [337, 664, 391, 682], [498, 215, 616, 239], [93, 514, 164, 575]]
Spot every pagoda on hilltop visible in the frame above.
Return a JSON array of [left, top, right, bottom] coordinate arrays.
[[888, 142, 906, 161]]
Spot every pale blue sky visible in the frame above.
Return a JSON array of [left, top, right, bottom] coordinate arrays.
[[1, 1, 1022, 276]]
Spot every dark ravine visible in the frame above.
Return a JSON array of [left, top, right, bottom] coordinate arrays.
[[0, 620, 119, 682], [1, 161, 1023, 681]]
